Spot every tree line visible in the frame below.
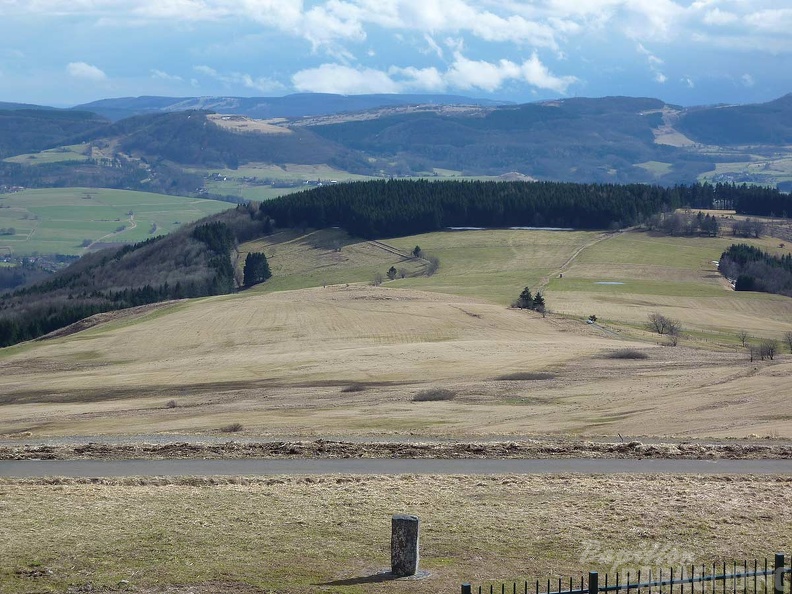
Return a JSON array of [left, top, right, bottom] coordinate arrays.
[[718, 244, 792, 297], [259, 180, 788, 240]]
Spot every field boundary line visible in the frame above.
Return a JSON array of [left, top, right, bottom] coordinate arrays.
[[535, 230, 622, 293]]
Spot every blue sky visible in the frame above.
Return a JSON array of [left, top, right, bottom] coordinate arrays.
[[0, 0, 789, 107]]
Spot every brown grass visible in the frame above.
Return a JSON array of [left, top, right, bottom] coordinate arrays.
[[0, 285, 791, 439], [0, 475, 789, 594]]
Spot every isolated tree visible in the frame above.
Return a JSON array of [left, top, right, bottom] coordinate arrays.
[[243, 252, 271, 287], [412, 246, 422, 258], [387, 266, 398, 280], [648, 312, 670, 335], [372, 272, 383, 286], [667, 322, 682, 346], [737, 330, 749, 347], [784, 331, 792, 354], [648, 313, 681, 343], [516, 287, 533, 309], [425, 254, 440, 276]]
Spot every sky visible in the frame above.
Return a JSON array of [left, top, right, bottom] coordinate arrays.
[[0, 0, 790, 108]]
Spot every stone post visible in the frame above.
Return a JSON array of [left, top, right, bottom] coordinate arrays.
[[391, 514, 419, 577]]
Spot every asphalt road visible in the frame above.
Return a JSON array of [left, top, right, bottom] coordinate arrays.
[[2, 458, 792, 477]]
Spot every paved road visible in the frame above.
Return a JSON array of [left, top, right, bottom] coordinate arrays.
[[2, 458, 792, 477]]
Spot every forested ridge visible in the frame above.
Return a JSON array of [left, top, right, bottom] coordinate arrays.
[[0, 205, 273, 347], [260, 179, 790, 239]]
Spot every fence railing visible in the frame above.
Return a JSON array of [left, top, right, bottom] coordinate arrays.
[[462, 553, 791, 594]]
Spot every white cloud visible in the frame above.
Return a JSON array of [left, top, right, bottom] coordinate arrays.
[[66, 62, 107, 80], [702, 9, 738, 26], [681, 76, 694, 88], [423, 34, 444, 60], [292, 64, 401, 94], [293, 52, 576, 95], [741, 73, 755, 87], [743, 9, 792, 35], [389, 65, 446, 91], [519, 52, 578, 93], [637, 43, 666, 84], [194, 65, 285, 92], [151, 69, 183, 82]]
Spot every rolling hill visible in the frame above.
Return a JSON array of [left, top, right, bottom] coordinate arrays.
[[677, 93, 792, 145], [74, 92, 510, 121], [0, 109, 108, 159], [2, 93, 792, 194]]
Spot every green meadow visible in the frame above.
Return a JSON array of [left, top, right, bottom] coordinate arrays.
[[0, 188, 231, 256], [244, 226, 792, 341]]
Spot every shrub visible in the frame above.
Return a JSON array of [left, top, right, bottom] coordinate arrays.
[[495, 372, 556, 381], [165, 399, 178, 409], [341, 384, 367, 393], [412, 388, 456, 402], [602, 349, 650, 360], [220, 422, 244, 433]]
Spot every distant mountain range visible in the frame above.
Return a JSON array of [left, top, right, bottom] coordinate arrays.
[[73, 93, 511, 122], [1, 92, 790, 187]]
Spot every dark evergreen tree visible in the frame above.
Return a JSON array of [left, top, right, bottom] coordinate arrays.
[[243, 252, 272, 287], [516, 287, 533, 309]]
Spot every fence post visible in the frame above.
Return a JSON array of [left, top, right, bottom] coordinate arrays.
[[590, 572, 599, 594], [774, 554, 785, 594], [462, 584, 472, 594]]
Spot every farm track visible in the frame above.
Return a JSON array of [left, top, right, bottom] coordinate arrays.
[[368, 239, 415, 260], [535, 230, 616, 292]]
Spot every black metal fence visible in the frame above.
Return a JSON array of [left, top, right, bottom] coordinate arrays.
[[463, 553, 791, 594]]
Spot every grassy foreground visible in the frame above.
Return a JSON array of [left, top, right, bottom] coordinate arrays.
[[1, 475, 790, 594]]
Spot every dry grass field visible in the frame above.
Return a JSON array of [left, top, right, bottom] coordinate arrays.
[[0, 475, 790, 594], [1, 225, 791, 439], [0, 280, 790, 439]]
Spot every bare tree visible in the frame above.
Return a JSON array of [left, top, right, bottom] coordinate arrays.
[[737, 330, 748, 347], [648, 312, 669, 335], [647, 313, 682, 345], [371, 272, 383, 286], [759, 339, 778, 361], [784, 331, 792, 354], [667, 320, 682, 346]]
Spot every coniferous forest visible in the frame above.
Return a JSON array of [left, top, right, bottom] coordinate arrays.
[[260, 180, 790, 239], [718, 244, 792, 297]]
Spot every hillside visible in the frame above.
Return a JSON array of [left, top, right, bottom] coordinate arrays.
[[0, 205, 271, 347], [0, 109, 108, 159], [1, 225, 791, 440], [1, 94, 791, 189], [678, 94, 792, 145], [74, 92, 510, 121]]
